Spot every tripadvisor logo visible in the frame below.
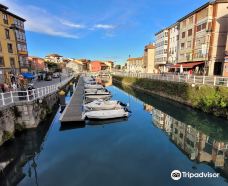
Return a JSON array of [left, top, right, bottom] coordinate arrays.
[[171, 170, 182, 180], [171, 170, 220, 180]]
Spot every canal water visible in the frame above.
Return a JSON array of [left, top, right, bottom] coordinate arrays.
[[1, 84, 228, 186]]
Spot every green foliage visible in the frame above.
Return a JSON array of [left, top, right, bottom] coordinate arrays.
[[2, 131, 13, 142], [113, 75, 228, 118], [15, 123, 25, 131]]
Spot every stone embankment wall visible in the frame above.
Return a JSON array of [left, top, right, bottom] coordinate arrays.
[[113, 75, 228, 119], [0, 78, 74, 146]]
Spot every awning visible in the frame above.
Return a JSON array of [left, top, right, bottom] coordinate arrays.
[[22, 72, 34, 79], [169, 62, 205, 69]]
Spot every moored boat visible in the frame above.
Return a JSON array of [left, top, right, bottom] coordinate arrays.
[[84, 99, 125, 111], [82, 108, 129, 120]]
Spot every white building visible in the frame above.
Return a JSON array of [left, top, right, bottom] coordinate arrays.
[[167, 23, 179, 64], [155, 29, 168, 72], [126, 57, 145, 73], [44, 54, 64, 63], [66, 60, 83, 73]]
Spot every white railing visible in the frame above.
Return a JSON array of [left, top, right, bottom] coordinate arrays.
[[0, 76, 73, 107], [114, 72, 228, 87]]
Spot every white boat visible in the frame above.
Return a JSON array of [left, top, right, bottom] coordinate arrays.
[[84, 84, 104, 89], [85, 94, 112, 101], [84, 89, 99, 93], [85, 89, 111, 95], [82, 109, 129, 120], [84, 99, 125, 111]]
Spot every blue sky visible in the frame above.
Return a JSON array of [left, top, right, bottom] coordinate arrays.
[[0, 0, 209, 64]]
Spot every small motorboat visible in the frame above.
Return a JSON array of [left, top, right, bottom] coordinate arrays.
[[85, 89, 111, 95], [82, 108, 129, 120], [85, 94, 112, 101], [84, 84, 104, 89], [84, 99, 126, 111]]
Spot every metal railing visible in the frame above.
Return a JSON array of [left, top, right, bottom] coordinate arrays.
[[0, 76, 73, 107], [114, 72, 228, 87]]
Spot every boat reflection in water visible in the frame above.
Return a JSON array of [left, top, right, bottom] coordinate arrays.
[[86, 117, 128, 127], [144, 103, 228, 178]]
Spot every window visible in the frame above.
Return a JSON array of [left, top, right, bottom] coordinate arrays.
[[7, 43, 13, 53], [181, 43, 185, 49], [196, 22, 207, 32], [188, 29, 192, 37], [5, 29, 10, 39], [182, 32, 185, 38], [187, 41, 191, 48], [10, 58, 15, 67], [2, 13, 8, 24], [0, 57, 4, 66], [202, 22, 207, 30]]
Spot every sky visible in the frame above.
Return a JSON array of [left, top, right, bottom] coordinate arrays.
[[0, 0, 209, 64]]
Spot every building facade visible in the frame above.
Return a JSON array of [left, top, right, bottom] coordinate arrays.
[[44, 54, 63, 64], [126, 57, 144, 73], [177, 0, 228, 75], [0, 4, 27, 83], [28, 56, 45, 73], [66, 59, 83, 73], [155, 29, 168, 72], [167, 23, 179, 64], [144, 44, 155, 73]]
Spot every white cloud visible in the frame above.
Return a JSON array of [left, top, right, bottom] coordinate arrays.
[[60, 20, 85, 29], [94, 24, 116, 29], [0, 0, 80, 39], [0, 0, 118, 38]]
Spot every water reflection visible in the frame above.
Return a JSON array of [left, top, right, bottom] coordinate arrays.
[[144, 103, 228, 178], [0, 108, 57, 186]]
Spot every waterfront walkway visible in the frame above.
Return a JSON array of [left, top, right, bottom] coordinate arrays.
[[115, 72, 228, 87], [60, 76, 84, 123], [0, 76, 73, 108]]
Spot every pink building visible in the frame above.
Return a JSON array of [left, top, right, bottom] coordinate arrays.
[[28, 56, 45, 72]]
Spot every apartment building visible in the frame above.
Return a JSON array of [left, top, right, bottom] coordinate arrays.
[[167, 23, 179, 64], [223, 33, 228, 76], [144, 43, 155, 73], [0, 4, 27, 83], [126, 57, 144, 73], [177, 0, 228, 75], [155, 29, 168, 72]]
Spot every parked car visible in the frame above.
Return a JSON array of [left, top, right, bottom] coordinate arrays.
[[53, 73, 60, 78]]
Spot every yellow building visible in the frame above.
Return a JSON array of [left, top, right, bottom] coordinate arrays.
[[0, 4, 28, 83], [144, 44, 155, 73]]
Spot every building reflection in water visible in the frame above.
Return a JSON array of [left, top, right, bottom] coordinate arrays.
[[144, 103, 228, 177]]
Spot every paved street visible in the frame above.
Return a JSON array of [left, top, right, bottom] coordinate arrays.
[[33, 74, 69, 88]]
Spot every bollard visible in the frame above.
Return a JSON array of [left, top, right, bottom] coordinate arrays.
[[59, 90, 66, 106], [69, 82, 74, 96]]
